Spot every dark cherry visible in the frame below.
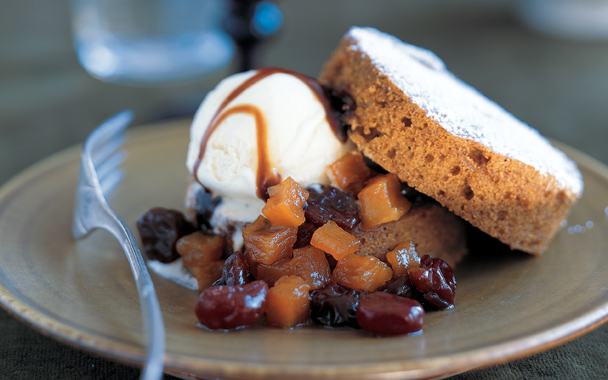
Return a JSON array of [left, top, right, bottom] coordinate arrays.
[[310, 284, 360, 328], [380, 275, 413, 298], [356, 292, 424, 336], [136, 207, 194, 263], [294, 221, 317, 249], [305, 185, 361, 231], [221, 252, 253, 286], [408, 255, 456, 310], [195, 280, 268, 330]]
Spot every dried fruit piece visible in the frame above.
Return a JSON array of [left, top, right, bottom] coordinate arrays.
[[195, 280, 268, 330], [358, 173, 412, 228], [176, 231, 225, 267], [189, 260, 225, 292], [332, 254, 393, 292], [386, 241, 420, 278], [327, 150, 373, 193], [294, 221, 317, 248], [262, 177, 309, 227], [219, 252, 253, 286], [310, 283, 360, 328], [265, 275, 311, 328], [310, 221, 361, 260], [242, 216, 297, 265], [137, 207, 194, 263], [380, 275, 413, 298], [190, 185, 221, 229], [256, 245, 331, 290], [408, 255, 456, 309], [305, 185, 361, 231], [356, 292, 424, 335], [176, 231, 226, 291]]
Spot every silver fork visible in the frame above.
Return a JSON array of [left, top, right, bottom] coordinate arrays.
[[72, 110, 165, 380]]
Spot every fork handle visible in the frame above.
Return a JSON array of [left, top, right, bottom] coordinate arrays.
[[101, 206, 166, 380]]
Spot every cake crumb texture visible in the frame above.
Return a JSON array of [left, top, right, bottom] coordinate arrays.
[[319, 26, 583, 254]]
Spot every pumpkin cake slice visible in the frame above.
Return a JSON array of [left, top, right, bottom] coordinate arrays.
[[319, 26, 583, 254]]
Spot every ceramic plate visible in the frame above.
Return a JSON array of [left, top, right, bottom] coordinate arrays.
[[0, 119, 607, 380]]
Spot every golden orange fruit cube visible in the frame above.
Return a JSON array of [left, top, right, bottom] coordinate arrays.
[[265, 275, 311, 328], [310, 220, 361, 260], [262, 176, 309, 227], [357, 173, 412, 228], [256, 245, 331, 290], [328, 150, 373, 193], [189, 259, 225, 292], [242, 216, 297, 265], [176, 231, 225, 267], [386, 241, 420, 279], [332, 254, 393, 292]]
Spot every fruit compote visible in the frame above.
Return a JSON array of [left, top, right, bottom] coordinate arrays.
[[137, 150, 457, 336]]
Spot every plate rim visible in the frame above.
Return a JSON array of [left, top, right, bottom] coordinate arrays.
[[0, 119, 607, 379]]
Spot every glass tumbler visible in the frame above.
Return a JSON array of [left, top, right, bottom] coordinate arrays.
[[70, 0, 235, 85]]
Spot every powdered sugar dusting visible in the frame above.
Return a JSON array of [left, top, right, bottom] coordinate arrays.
[[347, 26, 583, 196]]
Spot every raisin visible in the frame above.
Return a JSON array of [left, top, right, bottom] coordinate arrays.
[[221, 252, 253, 286], [408, 255, 456, 309], [137, 207, 194, 263], [305, 185, 361, 231], [310, 284, 360, 328], [356, 292, 424, 335], [195, 280, 268, 330], [380, 275, 413, 298], [294, 221, 317, 249], [193, 187, 221, 229]]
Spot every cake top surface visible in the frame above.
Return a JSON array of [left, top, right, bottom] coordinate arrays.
[[346, 26, 583, 196]]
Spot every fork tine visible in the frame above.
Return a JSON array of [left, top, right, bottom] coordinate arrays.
[[84, 110, 133, 159], [99, 168, 125, 200], [96, 149, 127, 185], [92, 132, 127, 168]]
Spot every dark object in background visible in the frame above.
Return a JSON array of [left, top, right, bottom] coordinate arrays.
[[224, 0, 284, 71]]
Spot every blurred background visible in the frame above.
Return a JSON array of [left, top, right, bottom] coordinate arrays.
[[1, 0, 607, 379]]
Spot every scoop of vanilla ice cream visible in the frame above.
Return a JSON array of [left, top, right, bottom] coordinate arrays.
[[186, 69, 353, 230]]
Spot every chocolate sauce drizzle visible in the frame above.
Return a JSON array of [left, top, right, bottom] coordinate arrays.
[[193, 67, 345, 200]]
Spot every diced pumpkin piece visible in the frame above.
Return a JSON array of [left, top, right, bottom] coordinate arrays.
[[265, 275, 311, 328], [332, 254, 393, 292], [386, 241, 420, 279], [327, 150, 373, 193], [176, 231, 225, 267], [189, 259, 225, 292], [242, 216, 297, 265], [310, 221, 361, 260], [262, 177, 309, 227], [357, 173, 412, 228], [256, 245, 331, 290]]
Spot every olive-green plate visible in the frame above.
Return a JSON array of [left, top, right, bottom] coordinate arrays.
[[0, 119, 607, 380]]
